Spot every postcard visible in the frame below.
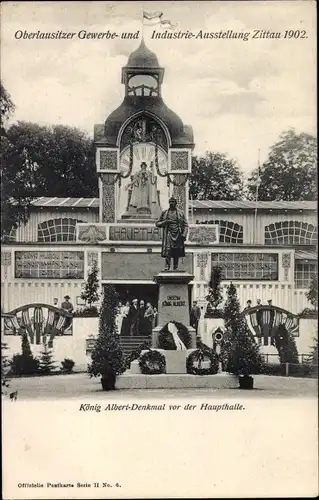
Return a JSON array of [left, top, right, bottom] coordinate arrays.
[[1, 1, 318, 499]]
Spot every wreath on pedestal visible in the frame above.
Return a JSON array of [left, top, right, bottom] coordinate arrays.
[[139, 350, 166, 375], [186, 348, 219, 376], [158, 321, 192, 350]]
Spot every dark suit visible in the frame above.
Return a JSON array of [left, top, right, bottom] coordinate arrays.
[[129, 305, 139, 336], [190, 306, 201, 333]]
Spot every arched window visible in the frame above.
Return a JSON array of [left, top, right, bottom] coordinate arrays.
[[37, 218, 84, 242], [265, 221, 317, 245], [199, 220, 243, 244]]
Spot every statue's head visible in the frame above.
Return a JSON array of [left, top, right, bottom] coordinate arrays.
[[169, 196, 177, 210], [140, 162, 147, 171]]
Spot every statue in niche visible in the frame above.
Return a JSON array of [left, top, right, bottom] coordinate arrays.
[[124, 162, 161, 219]]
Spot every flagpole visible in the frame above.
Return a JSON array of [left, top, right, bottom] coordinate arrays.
[[254, 149, 261, 244]]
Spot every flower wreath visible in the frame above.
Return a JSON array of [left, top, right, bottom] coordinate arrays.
[[158, 321, 192, 350], [186, 348, 219, 376], [139, 350, 166, 375]]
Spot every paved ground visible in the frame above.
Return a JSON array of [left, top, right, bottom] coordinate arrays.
[[3, 372, 318, 400]]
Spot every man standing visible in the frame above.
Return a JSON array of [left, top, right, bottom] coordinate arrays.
[[61, 295, 74, 332], [190, 301, 201, 334], [129, 299, 139, 336], [155, 196, 188, 271]]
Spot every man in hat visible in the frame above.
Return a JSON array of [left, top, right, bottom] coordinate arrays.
[[61, 295, 74, 331], [155, 196, 188, 271]]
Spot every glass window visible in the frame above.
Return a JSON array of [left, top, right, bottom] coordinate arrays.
[[294, 262, 317, 289], [15, 251, 84, 279], [211, 253, 278, 280], [265, 221, 317, 245], [128, 75, 159, 97], [38, 219, 84, 242], [199, 220, 243, 244]]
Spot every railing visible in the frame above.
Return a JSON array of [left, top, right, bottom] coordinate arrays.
[[3, 303, 73, 347], [262, 362, 318, 378]]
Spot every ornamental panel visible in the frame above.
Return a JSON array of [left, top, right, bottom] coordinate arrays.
[[282, 253, 291, 281], [120, 115, 168, 152], [87, 252, 99, 268], [196, 253, 209, 280], [100, 173, 116, 222], [78, 224, 107, 243], [188, 226, 219, 245], [171, 151, 188, 171], [15, 251, 84, 279], [100, 150, 118, 171]]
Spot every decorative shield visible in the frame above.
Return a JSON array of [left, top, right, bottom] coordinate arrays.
[[241, 305, 299, 346], [3, 303, 73, 347]]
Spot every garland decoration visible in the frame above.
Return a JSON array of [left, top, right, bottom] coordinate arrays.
[[186, 347, 219, 376], [158, 321, 192, 350], [139, 350, 166, 375]]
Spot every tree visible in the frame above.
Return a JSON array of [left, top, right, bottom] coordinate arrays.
[[1, 342, 11, 394], [80, 261, 100, 315], [0, 82, 34, 239], [5, 121, 97, 197], [247, 129, 317, 201], [88, 284, 124, 379], [274, 325, 299, 364], [306, 274, 318, 309], [222, 283, 263, 376], [38, 342, 57, 374], [10, 331, 39, 376], [189, 152, 244, 200], [205, 265, 224, 318], [1, 80, 15, 123]]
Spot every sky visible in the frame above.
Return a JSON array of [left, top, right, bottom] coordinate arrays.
[[1, 1, 317, 176]]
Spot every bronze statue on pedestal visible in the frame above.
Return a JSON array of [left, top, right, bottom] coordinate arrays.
[[155, 196, 188, 271]]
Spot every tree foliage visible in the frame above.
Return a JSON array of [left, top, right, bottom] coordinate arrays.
[[5, 121, 97, 197], [1, 115, 97, 237], [273, 325, 299, 364], [1, 342, 11, 393], [10, 331, 39, 376], [1, 81, 34, 239], [80, 261, 100, 313], [88, 285, 124, 378], [306, 274, 318, 309], [205, 266, 224, 318], [189, 152, 244, 200], [39, 342, 57, 374], [247, 129, 317, 201], [223, 283, 263, 375]]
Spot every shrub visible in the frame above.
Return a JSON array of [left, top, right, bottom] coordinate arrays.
[[9, 332, 40, 376], [38, 343, 57, 375], [61, 358, 75, 373], [10, 353, 40, 376]]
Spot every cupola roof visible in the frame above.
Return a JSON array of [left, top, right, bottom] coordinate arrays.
[[125, 39, 160, 68]]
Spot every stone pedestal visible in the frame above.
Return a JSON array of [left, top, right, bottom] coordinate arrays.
[[152, 271, 197, 351]]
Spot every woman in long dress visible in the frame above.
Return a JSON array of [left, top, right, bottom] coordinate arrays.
[[115, 302, 124, 335], [120, 301, 131, 336]]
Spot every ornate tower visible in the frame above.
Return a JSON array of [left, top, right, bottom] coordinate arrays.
[[94, 39, 194, 224]]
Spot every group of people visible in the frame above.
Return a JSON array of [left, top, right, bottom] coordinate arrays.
[[244, 299, 273, 310], [115, 300, 158, 337]]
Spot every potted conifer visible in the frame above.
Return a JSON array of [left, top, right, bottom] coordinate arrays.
[[88, 284, 124, 391], [223, 283, 263, 389]]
